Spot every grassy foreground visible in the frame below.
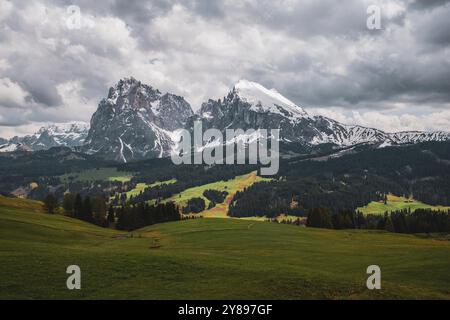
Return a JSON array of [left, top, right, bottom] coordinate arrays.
[[358, 194, 450, 215], [1, 197, 450, 300]]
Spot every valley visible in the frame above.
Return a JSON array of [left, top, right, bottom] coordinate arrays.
[[3, 0, 450, 304], [0, 78, 449, 301]]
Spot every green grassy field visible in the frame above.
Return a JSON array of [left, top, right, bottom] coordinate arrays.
[[59, 167, 134, 183], [1, 197, 450, 299], [358, 194, 450, 215]]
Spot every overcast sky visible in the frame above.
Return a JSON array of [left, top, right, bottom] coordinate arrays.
[[0, 0, 449, 137]]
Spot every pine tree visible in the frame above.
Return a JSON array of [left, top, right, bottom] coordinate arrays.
[[82, 196, 93, 222], [116, 206, 127, 230], [92, 196, 107, 226], [73, 194, 83, 219], [384, 216, 395, 232], [43, 194, 58, 214], [62, 193, 75, 216], [306, 207, 333, 229], [107, 206, 115, 224]]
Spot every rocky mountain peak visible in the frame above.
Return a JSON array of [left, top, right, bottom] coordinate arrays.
[[105, 77, 161, 110], [85, 78, 193, 162], [231, 80, 310, 121]]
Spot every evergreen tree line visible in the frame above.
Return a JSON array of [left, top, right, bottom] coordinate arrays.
[[228, 179, 386, 218], [62, 193, 110, 226], [115, 201, 180, 231], [43, 192, 111, 227], [306, 207, 450, 234], [44, 192, 181, 231], [279, 141, 450, 207]]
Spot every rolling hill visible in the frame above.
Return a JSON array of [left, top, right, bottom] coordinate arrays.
[[1, 197, 450, 299]]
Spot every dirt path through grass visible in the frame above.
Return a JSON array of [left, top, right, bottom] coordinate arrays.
[[201, 171, 259, 218]]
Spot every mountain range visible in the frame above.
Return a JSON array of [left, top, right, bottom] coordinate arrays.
[[0, 122, 89, 153], [1, 77, 449, 161]]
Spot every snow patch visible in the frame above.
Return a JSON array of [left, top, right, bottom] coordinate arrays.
[[0, 143, 19, 152], [234, 80, 309, 121], [118, 137, 127, 163]]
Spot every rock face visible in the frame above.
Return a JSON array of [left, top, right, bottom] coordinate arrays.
[[0, 122, 89, 153], [84, 77, 193, 162], [192, 80, 450, 148], [191, 80, 326, 145]]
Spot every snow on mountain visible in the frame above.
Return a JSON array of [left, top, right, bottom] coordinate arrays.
[[234, 80, 310, 122], [36, 122, 89, 147], [1, 78, 449, 159], [0, 142, 20, 152], [308, 121, 450, 147], [390, 131, 450, 144], [195, 80, 450, 149], [193, 81, 359, 147], [309, 120, 389, 146], [0, 122, 89, 153]]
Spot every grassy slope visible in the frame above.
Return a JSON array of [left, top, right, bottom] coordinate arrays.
[[1, 198, 450, 300], [358, 194, 450, 215], [0, 195, 43, 212]]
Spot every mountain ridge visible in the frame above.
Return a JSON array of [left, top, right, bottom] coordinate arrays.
[[0, 121, 89, 153], [194, 80, 450, 149], [1, 78, 449, 160]]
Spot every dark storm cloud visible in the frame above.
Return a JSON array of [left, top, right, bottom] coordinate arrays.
[[409, 0, 450, 10], [110, 0, 223, 21], [413, 4, 450, 47], [189, 0, 224, 19], [243, 0, 372, 38], [110, 0, 171, 23], [280, 49, 450, 110], [231, 1, 450, 111], [20, 78, 62, 107], [229, 0, 406, 40]]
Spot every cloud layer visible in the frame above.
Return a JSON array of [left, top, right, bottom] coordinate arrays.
[[0, 0, 449, 137]]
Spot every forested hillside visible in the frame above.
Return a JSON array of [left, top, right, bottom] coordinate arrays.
[[230, 142, 450, 217]]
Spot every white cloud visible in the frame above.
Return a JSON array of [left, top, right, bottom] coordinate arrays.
[[0, 78, 30, 109]]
